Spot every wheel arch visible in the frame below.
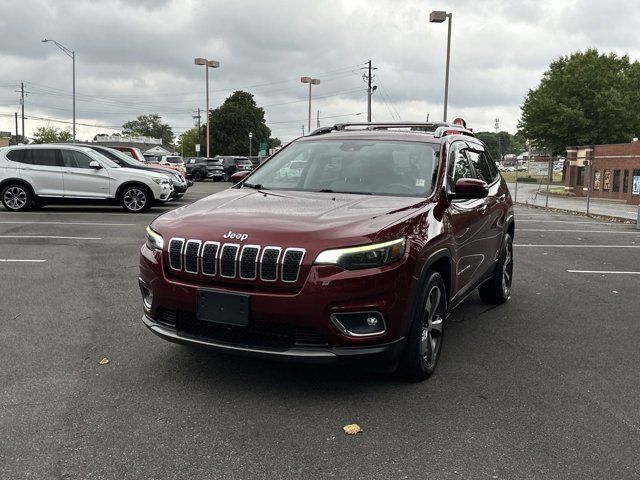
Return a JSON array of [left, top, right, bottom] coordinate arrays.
[[116, 181, 155, 201], [0, 178, 36, 198], [416, 248, 454, 305]]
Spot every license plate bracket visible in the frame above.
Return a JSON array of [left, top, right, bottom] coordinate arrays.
[[197, 289, 250, 327]]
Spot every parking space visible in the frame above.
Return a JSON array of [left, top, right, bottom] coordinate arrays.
[[2, 197, 640, 479]]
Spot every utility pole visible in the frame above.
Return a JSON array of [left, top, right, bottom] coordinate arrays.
[[317, 110, 320, 128], [301, 125, 305, 136], [14, 112, 18, 144], [494, 118, 502, 162], [20, 82, 25, 139], [361, 60, 377, 122], [193, 108, 202, 153]]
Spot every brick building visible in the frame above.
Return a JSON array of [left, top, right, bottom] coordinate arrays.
[[565, 142, 640, 205]]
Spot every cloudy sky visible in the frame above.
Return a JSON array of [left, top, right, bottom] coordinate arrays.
[[1, 0, 638, 145]]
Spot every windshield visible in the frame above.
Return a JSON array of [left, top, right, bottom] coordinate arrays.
[[166, 156, 183, 164], [245, 139, 440, 197], [95, 147, 139, 167], [86, 150, 120, 168], [236, 159, 251, 165]]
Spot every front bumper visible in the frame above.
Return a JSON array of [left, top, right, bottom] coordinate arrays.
[[142, 313, 405, 365]]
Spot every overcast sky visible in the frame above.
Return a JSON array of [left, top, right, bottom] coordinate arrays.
[[1, 0, 639, 146]]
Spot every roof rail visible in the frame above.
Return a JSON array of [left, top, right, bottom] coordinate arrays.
[[334, 122, 450, 131]]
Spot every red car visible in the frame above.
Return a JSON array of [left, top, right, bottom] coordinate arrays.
[[139, 122, 514, 380]]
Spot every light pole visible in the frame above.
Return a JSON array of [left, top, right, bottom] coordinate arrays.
[[42, 39, 75, 142], [429, 10, 452, 122], [249, 131, 253, 157], [300, 76, 320, 133], [194, 57, 220, 158]]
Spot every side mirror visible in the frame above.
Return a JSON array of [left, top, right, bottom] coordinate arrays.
[[231, 170, 251, 185], [89, 160, 102, 169], [450, 178, 488, 199]]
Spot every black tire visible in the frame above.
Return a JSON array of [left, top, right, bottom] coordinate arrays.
[[193, 171, 203, 182], [173, 193, 184, 200], [119, 185, 151, 213], [397, 271, 447, 381], [478, 233, 513, 304], [222, 172, 230, 182], [1, 183, 32, 211]]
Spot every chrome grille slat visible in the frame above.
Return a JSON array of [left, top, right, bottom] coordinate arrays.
[[168, 238, 185, 270], [260, 247, 281, 281], [201, 241, 219, 276], [239, 245, 260, 280], [184, 240, 201, 274], [282, 248, 305, 282], [220, 244, 240, 278]]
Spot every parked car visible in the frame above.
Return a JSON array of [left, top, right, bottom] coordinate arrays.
[[278, 159, 306, 179], [158, 155, 185, 169], [139, 121, 514, 380], [111, 146, 147, 162], [82, 145, 189, 199], [185, 157, 225, 182], [215, 156, 254, 181], [1, 144, 172, 212]]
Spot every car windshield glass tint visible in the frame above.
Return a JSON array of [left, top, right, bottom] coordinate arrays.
[[245, 140, 439, 197], [167, 157, 183, 164]]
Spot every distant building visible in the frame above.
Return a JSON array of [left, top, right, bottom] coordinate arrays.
[[93, 134, 173, 152], [565, 141, 640, 205], [0, 131, 11, 148]]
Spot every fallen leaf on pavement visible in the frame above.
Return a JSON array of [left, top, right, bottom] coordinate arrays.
[[98, 357, 110, 365], [343, 424, 362, 435]]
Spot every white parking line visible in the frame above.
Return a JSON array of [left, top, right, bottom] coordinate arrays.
[[0, 221, 137, 226], [515, 244, 640, 248], [519, 229, 640, 234], [0, 235, 101, 240], [0, 259, 47, 263], [517, 220, 625, 225], [567, 270, 640, 275]]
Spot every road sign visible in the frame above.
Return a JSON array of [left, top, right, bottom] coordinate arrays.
[[195, 144, 200, 153], [259, 142, 267, 151], [259, 150, 267, 157], [528, 161, 549, 176]]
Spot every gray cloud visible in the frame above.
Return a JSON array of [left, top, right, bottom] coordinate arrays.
[[1, 0, 639, 143]]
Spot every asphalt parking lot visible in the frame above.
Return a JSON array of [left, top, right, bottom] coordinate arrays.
[[2, 182, 640, 480]]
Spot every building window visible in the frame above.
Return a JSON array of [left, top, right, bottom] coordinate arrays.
[[612, 170, 620, 192], [603, 170, 611, 191], [593, 170, 601, 190], [623, 170, 629, 193], [576, 167, 584, 186]]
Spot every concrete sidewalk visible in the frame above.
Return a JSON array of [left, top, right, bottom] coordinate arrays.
[[506, 182, 639, 222]]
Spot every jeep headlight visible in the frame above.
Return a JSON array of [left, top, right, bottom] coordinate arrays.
[[145, 226, 164, 251], [314, 238, 406, 270], [152, 177, 170, 185]]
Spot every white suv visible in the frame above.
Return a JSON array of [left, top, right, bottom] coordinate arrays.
[[0, 144, 173, 212]]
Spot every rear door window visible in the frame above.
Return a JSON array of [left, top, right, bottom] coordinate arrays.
[[61, 150, 94, 169], [28, 148, 62, 167], [467, 150, 498, 184]]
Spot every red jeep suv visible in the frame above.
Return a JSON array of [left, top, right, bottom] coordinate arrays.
[[139, 122, 514, 380]]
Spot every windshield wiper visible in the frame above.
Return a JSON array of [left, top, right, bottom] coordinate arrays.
[[242, 182, 266, 190], [318, 189, 372, 195]]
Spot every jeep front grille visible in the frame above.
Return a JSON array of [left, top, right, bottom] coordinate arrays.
[[168, 238, 305, 283]]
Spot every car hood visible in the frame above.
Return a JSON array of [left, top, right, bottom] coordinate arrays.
[[115, 167, 169, 181], [152, 188, 429, 249]]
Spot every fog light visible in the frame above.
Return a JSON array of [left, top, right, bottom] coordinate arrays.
[[139, 283, 153, 311], [330, 311, 386, 337]]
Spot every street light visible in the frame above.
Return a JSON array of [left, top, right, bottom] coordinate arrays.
[[249, 131, 253, 157], [300, 76, 320, 134], [42, 38, 75, 142], [429, 10, 452, 122], [194, 57, 220, 158]]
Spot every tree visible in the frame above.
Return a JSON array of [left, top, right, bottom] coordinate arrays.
[[9, 134, 28, 145], [176, 127, 202, 157], [122, 114, 174, 146], [519, 49, 638, 154], [208, 91, 280, 156], [31, 125, 72, 144], [475, 131, 526, 160]]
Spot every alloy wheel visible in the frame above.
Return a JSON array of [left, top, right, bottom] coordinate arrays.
[[123, 188, 147, 212], [420, 285, 444, 370], [502, 239, 513, 297], [3, 186, 27, 210]]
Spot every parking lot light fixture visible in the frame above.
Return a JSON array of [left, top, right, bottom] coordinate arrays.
[[42, 38, 76, 142], [301, 76, 320, 133], [194, 57, 220, 158], [429, 10, 452, 122]]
